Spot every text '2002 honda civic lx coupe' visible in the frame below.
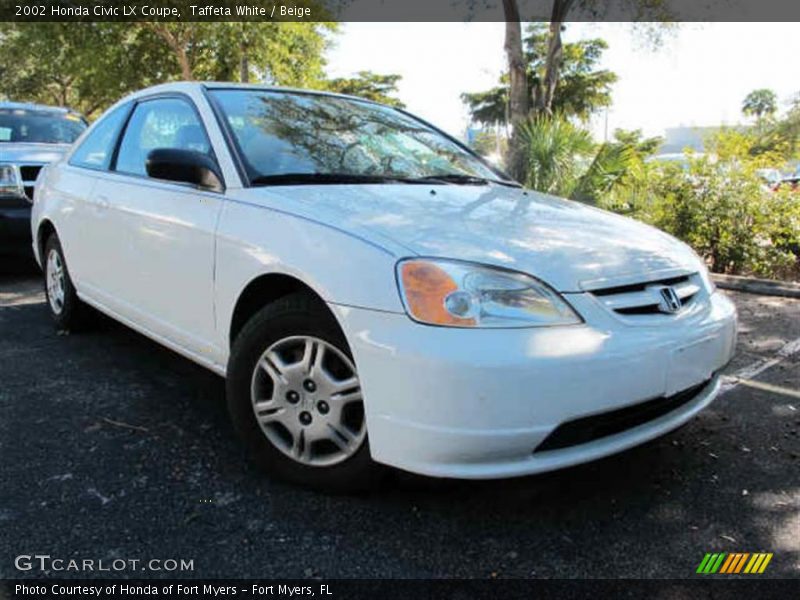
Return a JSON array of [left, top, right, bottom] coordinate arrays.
[[32, 83, 737, 491]]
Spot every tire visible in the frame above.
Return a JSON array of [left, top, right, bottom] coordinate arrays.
[[43, 233, 91, 331], [226, 292, 382, 493]]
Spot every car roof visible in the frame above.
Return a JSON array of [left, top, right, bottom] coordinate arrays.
[[0, 100, 83, 115], [124, 81, 385, 107], [0, 101, 88, 124]]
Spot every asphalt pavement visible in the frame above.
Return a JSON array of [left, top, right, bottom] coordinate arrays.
[[0, 265, 798, 579]]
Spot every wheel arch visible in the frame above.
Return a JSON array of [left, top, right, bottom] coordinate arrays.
[[228, 272, 345, 349], [36, 219, 58, 263]]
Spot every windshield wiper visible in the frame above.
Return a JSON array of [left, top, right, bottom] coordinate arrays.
[[408, 173, 521, 187], [250, 173, 413, 186]]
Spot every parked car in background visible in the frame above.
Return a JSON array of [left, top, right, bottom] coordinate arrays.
[[0, 102, 87, 261], [755, 168, 783, 191], [32, 83, 737, 491], [776, 175, 800, 193]]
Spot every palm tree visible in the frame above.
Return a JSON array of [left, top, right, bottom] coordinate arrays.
[[742, 89, 778, 121], [518, 113, 634, 203]]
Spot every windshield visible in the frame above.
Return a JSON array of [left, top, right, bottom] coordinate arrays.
[[0, 108, 87, 144], [209, 89, 512, 185]]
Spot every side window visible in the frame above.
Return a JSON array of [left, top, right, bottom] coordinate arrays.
[[115, 97, 211, 177], [69, 104, 131, 170]]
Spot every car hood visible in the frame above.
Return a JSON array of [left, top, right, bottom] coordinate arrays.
[[248, 183, 701, 292], [1, 143, 70, 164]]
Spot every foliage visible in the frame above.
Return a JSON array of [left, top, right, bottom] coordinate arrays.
[[461, 82, 509, 127], [0, 22, 335, 118], [135, 22, 335, 85], [324, 71, 405, 107], [469, 129, 507, 159], [517, 116, 799, 279], [462, 24, 617, 127], [0, 23, 172, 117], [611, 128, 664, 158], [742, 88, 778, 120], [598, 154, 800, 279], [743, 95, 800, 161], [518, 113, 633, 203], [705, 128, 790, 168]]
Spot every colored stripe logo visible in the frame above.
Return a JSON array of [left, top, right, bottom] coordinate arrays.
[[697, 552, 773, 574]]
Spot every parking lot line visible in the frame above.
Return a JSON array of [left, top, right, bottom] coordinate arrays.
[[720, 335, 800, 395], [732, 378, 800, 400]]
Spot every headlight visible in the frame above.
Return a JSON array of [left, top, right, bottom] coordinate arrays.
[[397, 259, 582, 328], [0, 164, 24, 198]]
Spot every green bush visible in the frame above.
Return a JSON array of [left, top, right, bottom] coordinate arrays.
[[598, 157, 800, 280], [516, 118, 800, 280]]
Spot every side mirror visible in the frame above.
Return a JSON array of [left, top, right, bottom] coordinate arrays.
[[145, 148, 223, 192]]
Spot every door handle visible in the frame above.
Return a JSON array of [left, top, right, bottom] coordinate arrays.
[[96, 195, 110, 210]]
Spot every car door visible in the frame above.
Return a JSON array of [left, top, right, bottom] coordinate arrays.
[[57, 102, 132, 292], [92, 95, 224, 361]]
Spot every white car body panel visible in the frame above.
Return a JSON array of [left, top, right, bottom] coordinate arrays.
[[244, 182, 702, 293], [31, 82, 738, 479]]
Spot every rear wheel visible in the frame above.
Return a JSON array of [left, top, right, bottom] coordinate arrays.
[[43, 234, 90, 331], [227, 292, 381, 492]]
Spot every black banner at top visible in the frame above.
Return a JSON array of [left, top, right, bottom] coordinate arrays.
[[1, 0, 800, 22]]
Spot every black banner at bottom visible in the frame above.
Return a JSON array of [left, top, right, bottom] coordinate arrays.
[[2, 579, 799, 600]]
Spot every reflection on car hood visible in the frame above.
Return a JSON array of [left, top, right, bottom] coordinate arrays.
[[246, 183, 701, 292], [1, 143, 71, 164]]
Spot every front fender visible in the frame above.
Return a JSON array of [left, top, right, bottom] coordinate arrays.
[[215, 197, 408, 358]]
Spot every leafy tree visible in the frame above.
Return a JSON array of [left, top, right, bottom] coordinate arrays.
[[0, 22, 336, 118], [463, 24, 616, 127], [137, 22, 336, 86], [0, 23, 171, 117], [324, 71, 405, 107], [737, 93, 800, 161], [611, 128, 663, 159], [497, 0, 674, 180], [742, 88, 777, 120]]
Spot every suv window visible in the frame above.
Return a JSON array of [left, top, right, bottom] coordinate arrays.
[[115, 97, 211, 177], [0, 108, 86, 144], [70, 104, 130, 170]]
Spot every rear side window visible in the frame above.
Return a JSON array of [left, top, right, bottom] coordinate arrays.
[[114, 97, 211, 177], [69, 104, 130, 170]]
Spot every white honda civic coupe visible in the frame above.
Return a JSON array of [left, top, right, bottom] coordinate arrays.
[[32, 83, 737, 491]]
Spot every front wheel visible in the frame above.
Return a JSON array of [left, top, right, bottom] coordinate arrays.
[[226, 293, 381, 492]]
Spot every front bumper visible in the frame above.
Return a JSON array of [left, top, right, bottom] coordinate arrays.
[[332, 291, 737, 479]]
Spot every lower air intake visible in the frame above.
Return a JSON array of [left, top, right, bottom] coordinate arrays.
[[534, 379, 711, 453]]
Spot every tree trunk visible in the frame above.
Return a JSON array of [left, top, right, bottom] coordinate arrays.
[[537, 0, 575, 115], [239, 29, 250, 83], [176, 47, 193, 81], [502, 0, 528, 182], [239, 50, 250, 83], [144, 24, 194, 80]]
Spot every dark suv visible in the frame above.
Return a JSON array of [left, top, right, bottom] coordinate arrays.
[[0, 102, 87, 260]]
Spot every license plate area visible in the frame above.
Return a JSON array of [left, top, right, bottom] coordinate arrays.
[[666, 336, 717, 396]]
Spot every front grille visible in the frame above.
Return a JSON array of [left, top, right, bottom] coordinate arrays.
[[19, 165, 43, 201], [590, 273, 700, 317], [19, 165, 43, 181], [533, 379, 711, 453]]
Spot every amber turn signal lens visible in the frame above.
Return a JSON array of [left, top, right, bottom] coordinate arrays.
[[400, 261, 476, 326]]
